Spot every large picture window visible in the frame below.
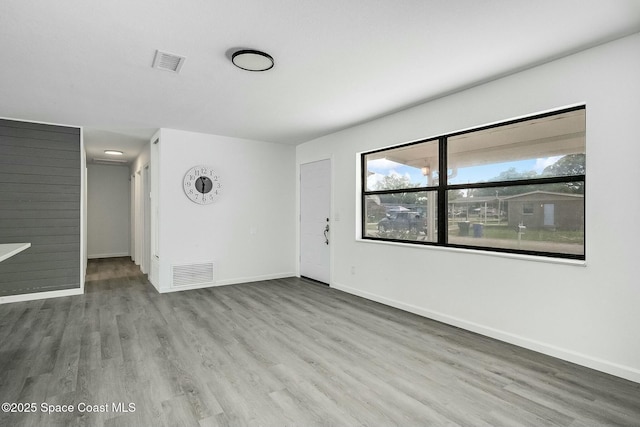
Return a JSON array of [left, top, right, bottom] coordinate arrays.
[[362, 106, 585, 259]]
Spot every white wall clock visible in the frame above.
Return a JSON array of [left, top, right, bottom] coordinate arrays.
[[183, 165, 222, 205]]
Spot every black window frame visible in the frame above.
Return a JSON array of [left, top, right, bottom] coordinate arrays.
[[361, 105, 586, 260]]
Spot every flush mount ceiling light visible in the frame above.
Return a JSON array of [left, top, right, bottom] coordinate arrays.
[[104, 150, 124, 156], [231, 49, 274, 72]]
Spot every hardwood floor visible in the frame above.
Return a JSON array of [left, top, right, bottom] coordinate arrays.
[[1, 257, 639, 426]]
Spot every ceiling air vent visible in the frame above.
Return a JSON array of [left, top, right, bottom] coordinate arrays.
[[152, 50, 186, 73]]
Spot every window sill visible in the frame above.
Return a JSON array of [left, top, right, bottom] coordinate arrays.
[[357, 237, 586, 267]]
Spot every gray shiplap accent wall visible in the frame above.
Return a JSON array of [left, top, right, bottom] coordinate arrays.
[[0, 119, 81, 296]]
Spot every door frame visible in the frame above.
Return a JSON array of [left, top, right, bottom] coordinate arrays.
[[297, 156, 333, 285], [130, 173, 135, 262], [142, 163, 151, 274]]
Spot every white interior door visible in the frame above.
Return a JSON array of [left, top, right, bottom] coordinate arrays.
[[300, 159, 331, 284], [135, 170, 142, 266]]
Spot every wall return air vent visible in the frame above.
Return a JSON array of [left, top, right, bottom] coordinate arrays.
[[92, 158, 128, 165], [152, 50, 186, 73], [172, 262, 214, 287]]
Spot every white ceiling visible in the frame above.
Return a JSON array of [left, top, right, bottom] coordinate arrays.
[[1, 1, 639, 163]]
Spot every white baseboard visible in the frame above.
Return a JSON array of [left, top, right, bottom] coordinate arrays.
[[158, 272, 295, 294], [215, 272, 295, 287], [332, 281, 640, 384], [0, 287, 84, 305], [88, 252, 129, 259]]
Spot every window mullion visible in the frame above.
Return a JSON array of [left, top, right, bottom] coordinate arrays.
[[438, 136, 447, 244]]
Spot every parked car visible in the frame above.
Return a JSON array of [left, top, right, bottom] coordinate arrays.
[[378, 211, 427, 233], [448, 209, 466, 218], [471, 207, 501, 218]]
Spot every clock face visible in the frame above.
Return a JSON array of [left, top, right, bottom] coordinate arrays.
[[183, 165, 222, 205]]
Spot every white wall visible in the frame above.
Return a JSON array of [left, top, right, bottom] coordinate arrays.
[[87, 164, 130, 258], [153, 129, 296, 291], [297, 33, 640, 382]]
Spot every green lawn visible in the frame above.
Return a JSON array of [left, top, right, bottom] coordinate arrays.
[[367, 221, 584, 245], [458, 223, 584, 244]]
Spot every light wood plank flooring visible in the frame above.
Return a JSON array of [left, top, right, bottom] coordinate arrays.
[[1, 257, 639, 426]]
